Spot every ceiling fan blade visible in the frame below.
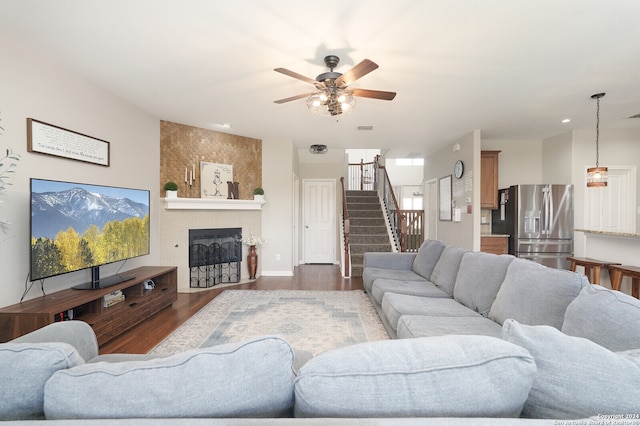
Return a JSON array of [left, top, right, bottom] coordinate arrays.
[[352, 88, 396, 101], [274, 68, 318, 86], [334, 59, 378, 87], [273, 92, 315, 104]]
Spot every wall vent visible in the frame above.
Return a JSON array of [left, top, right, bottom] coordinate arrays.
[[357, 125, 374, 131]]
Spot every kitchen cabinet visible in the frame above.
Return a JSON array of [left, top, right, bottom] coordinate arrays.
[[481, 235, 509, 255], [481, 151, 500, 209]]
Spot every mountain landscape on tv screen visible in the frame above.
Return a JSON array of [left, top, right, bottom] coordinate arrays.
[[31, 187, 149, 239]]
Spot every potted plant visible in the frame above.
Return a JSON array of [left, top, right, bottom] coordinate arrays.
[[164, 181, 178, 198], [253, 187, 264, 202]]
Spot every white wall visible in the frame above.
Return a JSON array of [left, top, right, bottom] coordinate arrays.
[[385, 161, 424, 186], [481, 139, 543, 188], [0, 34, 160, 308], [261, 138, 295, 276], [424, 130, 480, 250]]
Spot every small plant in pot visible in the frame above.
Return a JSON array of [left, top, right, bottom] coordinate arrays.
[[164, 181, 178, 198], [253, 187, 264, 201]]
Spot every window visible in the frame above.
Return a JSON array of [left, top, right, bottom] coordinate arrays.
[[396, 158, 424, 166]]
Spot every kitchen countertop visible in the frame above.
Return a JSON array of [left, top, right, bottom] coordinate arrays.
[[481, 233, 510, 238], [575, 229, 640, 239]]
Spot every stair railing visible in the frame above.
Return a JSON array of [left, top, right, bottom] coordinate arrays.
[[340, 177, 351, 277], [345, 156, 424, 252], [375, 157, 407, 252], [347, 159, 377, 191]]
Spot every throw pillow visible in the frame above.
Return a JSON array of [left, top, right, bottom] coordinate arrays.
[[411, 239, 446, 280], [294, 334, 535, 418], [0, 342, 83, 421], [489, 258, 587, 328], [562, 284, 640, 352], [453, 251, 515, 316], [502, 319, 640, 419], [44, 336, 295, 419]]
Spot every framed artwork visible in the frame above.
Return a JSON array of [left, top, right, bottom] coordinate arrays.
[[27, 118, 110, 166], [439, 175, 452, 221], [200, 162, 233, 198]]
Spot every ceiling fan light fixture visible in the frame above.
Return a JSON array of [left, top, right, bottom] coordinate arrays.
[[306, 90, 355, 117], [309, 144, 328, 154]]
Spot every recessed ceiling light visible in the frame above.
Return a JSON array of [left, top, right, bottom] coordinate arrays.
[[561, 118, 571, 124], [215, 123, 231, 128]]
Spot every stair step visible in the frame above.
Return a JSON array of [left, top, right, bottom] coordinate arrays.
[[348, 203, 382, 211], [348, 210, 384, 218], [349, 218, 386, 227], [346, 197, 379, 204], [349, 234, 390, 244], [350, 243, 392, 254], [346, 190, 377, 197]]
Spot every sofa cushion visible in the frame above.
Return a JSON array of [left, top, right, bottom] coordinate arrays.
[[362, 252, 418, 291], [429, 245, 469, 296], [489, 258, 587, 328], [371, 279, 450, 305], [294, 335, 536, 418], [411, 239, 446, 280], [0, 342, 84, 420], [382, 293, 481, 331], [397, 315, 503, 339], [453, 252, 515, 317], [502, 319, 640, 419], [362, 267, 426, 293], [562, 284, 640, 351], [44, 336, 295, 419]]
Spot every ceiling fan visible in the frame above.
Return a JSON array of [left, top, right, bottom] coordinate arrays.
[[274, 55, 396, 116]]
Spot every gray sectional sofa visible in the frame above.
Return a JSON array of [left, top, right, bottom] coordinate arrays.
[[363, 239, 640, 419], [2, 239, 640, 423]]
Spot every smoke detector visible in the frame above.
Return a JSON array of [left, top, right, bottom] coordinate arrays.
[[309, 144, 328, 154]]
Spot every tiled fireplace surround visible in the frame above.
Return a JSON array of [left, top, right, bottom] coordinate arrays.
[[160, 199, 263, 293]]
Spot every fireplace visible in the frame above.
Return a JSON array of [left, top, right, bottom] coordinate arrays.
[[189, 228, 242, 287]]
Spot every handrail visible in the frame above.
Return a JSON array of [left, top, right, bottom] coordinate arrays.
[[340, 177, 350, 277], [376, 156, 407, 251]]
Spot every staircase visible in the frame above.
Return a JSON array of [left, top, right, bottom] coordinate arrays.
[[345, 190, 393, 276]]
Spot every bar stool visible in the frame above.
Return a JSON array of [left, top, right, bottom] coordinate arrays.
[[566, 256, 621, 285], [609, 265, 640, 299]]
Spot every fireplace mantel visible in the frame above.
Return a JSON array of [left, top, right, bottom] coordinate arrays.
[[163, 197, 265, 210]]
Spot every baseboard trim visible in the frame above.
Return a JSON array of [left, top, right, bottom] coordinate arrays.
[[260, 270, 295, 277]]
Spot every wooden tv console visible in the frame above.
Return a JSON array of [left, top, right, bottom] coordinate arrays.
[[0, 266, 177, 345]]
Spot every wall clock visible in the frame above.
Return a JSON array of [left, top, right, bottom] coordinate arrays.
[[454, 160, 464, 179]]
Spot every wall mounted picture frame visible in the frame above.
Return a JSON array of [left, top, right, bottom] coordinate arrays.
[[439, 175, 452, 221], [200, 162, 233, 198], [27, 118, 110, 166]]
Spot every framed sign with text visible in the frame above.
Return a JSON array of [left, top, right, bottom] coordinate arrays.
[[27, 118, 110, 166]]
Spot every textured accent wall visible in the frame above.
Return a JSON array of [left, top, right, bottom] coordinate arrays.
[[160, 121, 262, 199]]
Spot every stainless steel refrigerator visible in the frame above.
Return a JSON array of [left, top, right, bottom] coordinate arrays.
[[491, 184, 574, 270]]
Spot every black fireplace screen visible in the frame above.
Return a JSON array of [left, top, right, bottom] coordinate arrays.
[[189, 228, 242, 287]]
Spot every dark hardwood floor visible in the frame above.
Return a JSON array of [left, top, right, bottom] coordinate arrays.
[[99, 264, 364, 354]]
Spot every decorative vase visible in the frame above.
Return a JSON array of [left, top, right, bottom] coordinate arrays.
[[165, 190, 178, 198], [247, 245, 258, 280]]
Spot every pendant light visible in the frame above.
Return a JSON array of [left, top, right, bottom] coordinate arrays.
[[586, 92, 607, 187]]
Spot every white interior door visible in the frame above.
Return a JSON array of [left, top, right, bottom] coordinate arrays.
[[303, 179, 335, 263], [426, 179, 438, 240]]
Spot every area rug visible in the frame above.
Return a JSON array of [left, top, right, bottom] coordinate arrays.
[[150, 290, 389, 356]]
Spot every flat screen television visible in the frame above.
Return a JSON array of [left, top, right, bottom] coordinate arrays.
[[30, 178, 150, 290]]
